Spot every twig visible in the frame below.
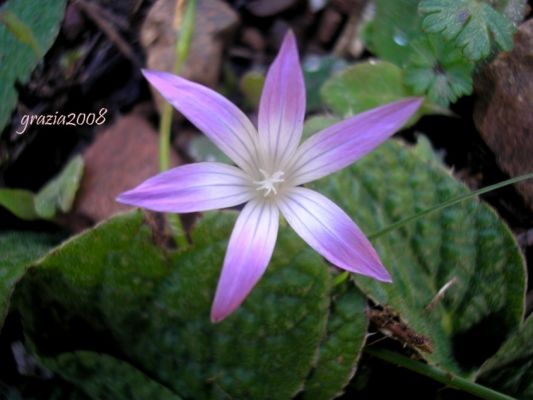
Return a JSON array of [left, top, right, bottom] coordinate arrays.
[[77, 0, 142, 68], [426, 277, 458, 311]]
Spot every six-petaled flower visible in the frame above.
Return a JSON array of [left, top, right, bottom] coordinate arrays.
[[117, 31, 422, 322]]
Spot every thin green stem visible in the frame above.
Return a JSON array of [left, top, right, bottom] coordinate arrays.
[[175, 0, 196, 73], [368, 172, 533, 240], [159, 103, 173, 171], [365, 348, 515, 400], [157, 0, 197, 249]]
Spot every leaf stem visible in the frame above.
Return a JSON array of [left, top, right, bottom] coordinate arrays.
[[368, 173, 533, 240], [159, 104, 173, 172], [365, 348, 515, 400], [158, 0, 196, 249]]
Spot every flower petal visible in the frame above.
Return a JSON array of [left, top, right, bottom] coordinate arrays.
[[258, 31, 306, 170], [211, 200, 279, 322], [278, 187, 391, 282], [288, 98, 423, 185], [116, 162, 253, 213], [142, 69, 258, 173]]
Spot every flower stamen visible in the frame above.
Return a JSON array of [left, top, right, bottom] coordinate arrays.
[[254, 169, 285, 197]]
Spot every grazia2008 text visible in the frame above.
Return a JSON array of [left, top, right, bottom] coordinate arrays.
[[16, 108, 108, 135]]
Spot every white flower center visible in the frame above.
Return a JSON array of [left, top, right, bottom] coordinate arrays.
[[254, 169, 285, 197]]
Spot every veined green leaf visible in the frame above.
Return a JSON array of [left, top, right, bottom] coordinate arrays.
[[404, 35, 474, 107], [302, 284, 368, 400], [313, 139, 526, 375], [14, 211, 332, 399], [419, 0, 515, 61]]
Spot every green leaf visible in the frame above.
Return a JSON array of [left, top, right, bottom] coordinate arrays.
[[0, 156, 83, 220], [362, 0, 422, 66], [239, 70, 265, 109], [303, 55, 347, 112], [0, 188, 38, 220], [0, 0, 67, 134], [360, 0, 477, 105], [0, 231, 60, 330], [14, 211, 332, 399], [476, 316, 533, 398], [419, 0, 515, 61], [187, 135, 231, 163], [321, 61, 409, 116], [239, 56, 347, 113], [0, 10, 42, 56], [404, 35, 474, 107], [320, 60, 450, 124], [313, 139, 526, 375], [34, 155, 84, 219], [302, 284, 368, 400], [413, 134, 442, 163], [43, 351, 182, 400], [302, 115, 341, 140]]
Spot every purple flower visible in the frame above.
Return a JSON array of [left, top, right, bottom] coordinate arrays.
[[117, 32, 422, 322]]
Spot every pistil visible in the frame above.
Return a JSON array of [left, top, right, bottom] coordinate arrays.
[[254, 169, 285, 197]]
